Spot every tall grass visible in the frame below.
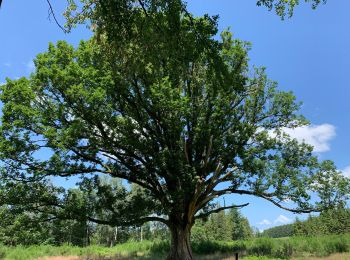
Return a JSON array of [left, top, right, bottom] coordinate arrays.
[[0, 241, 165, 260], [0, 234, 349, 259], [191, 234, 350, 258]]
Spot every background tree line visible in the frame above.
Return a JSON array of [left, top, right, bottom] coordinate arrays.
[[0, 207, 253, 247], [262, 208, 350, 238], [0, 177, 254, 247], [191, 207, 253, 242], [4, 192, 350, 246]]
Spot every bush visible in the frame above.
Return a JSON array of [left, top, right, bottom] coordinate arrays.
[[288, 234, 350, 257], [324, 237, 349, 255], [272, 240, 293, 258], [149, 240, 170, 254], [248, 238, 274, 256], [190, 240, 247, 255], [192, 240, 226, 254]]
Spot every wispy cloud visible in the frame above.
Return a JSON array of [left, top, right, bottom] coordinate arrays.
[[342, 166, 350, 178], [258, 219, 272, 225], [25, 60, 35, 73], [274, 215, 291, 224], [3, 62, 11, 67]]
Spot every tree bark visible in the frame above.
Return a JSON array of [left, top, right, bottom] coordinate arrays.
[[167, 224, 193, 260]]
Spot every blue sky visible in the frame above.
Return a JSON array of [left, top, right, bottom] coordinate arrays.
[[1, 1, 349, 231]]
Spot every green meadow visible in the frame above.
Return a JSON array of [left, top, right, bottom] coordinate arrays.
[[1, 234, 350, 260]]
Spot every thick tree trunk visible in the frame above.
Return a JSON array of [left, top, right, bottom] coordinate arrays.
[[167, 224, 193, 260]]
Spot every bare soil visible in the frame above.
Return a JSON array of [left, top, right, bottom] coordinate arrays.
[[295, 253, 350, 260], [37, 257, 81, 260]]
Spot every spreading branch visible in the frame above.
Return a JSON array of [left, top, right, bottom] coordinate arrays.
[[195, 203, 249, 220], [87, 215, 170, 227], [214, 189, 321, 214]]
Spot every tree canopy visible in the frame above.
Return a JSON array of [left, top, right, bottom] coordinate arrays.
[[256, 0, 327, 18]]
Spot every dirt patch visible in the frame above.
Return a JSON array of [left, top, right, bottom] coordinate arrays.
[[38, 257, 81, 260], [296, 253, 350, 260]]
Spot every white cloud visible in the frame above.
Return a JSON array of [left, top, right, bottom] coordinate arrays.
[[283, 124, 335, 153], [258, 219, 272, 225], [0, 82, 5, 86], [282, 197, 292, 204], [3, 62, 11, 67], [342, 166, 350, 178], [26, 60, 35, 73], [274, 215, 291, 224]]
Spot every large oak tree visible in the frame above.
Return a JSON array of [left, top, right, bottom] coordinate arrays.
[[0, 1, 348, 259]]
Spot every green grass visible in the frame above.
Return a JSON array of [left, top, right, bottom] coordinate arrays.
[[0, 240, 173, 260], [0, 234, 350, 259]]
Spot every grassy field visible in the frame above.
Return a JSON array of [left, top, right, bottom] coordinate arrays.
[[0, 234, 350, 259]]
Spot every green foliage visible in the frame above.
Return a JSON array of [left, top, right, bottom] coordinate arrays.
[[263, 208, 350, 240], [205, 210, 232, 241], [248, 237, 274, 256], [246, 235, 350, 258], [0, 207, 52, 246], [0, 206, 90, 246], [229, 208, 253, 240], [49, 219, 90, 246], [289, 234, 350, 257], [272, 240, 293, 259], [294, 208, 350, 236], [0, 234, 349, 259], [1, 29, 347, 234], [262, 223, 294, 238], [64, 0, 327, 35], [191, 208, 253, 242], [256, 0, 326, 18]]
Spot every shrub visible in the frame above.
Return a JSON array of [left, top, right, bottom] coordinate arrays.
[[272, 240, 293, 258], [248, 238, 274, 256], [324, 237, 349, 255], [192, 240, 225, 254], [150, 240, 170, 254]]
